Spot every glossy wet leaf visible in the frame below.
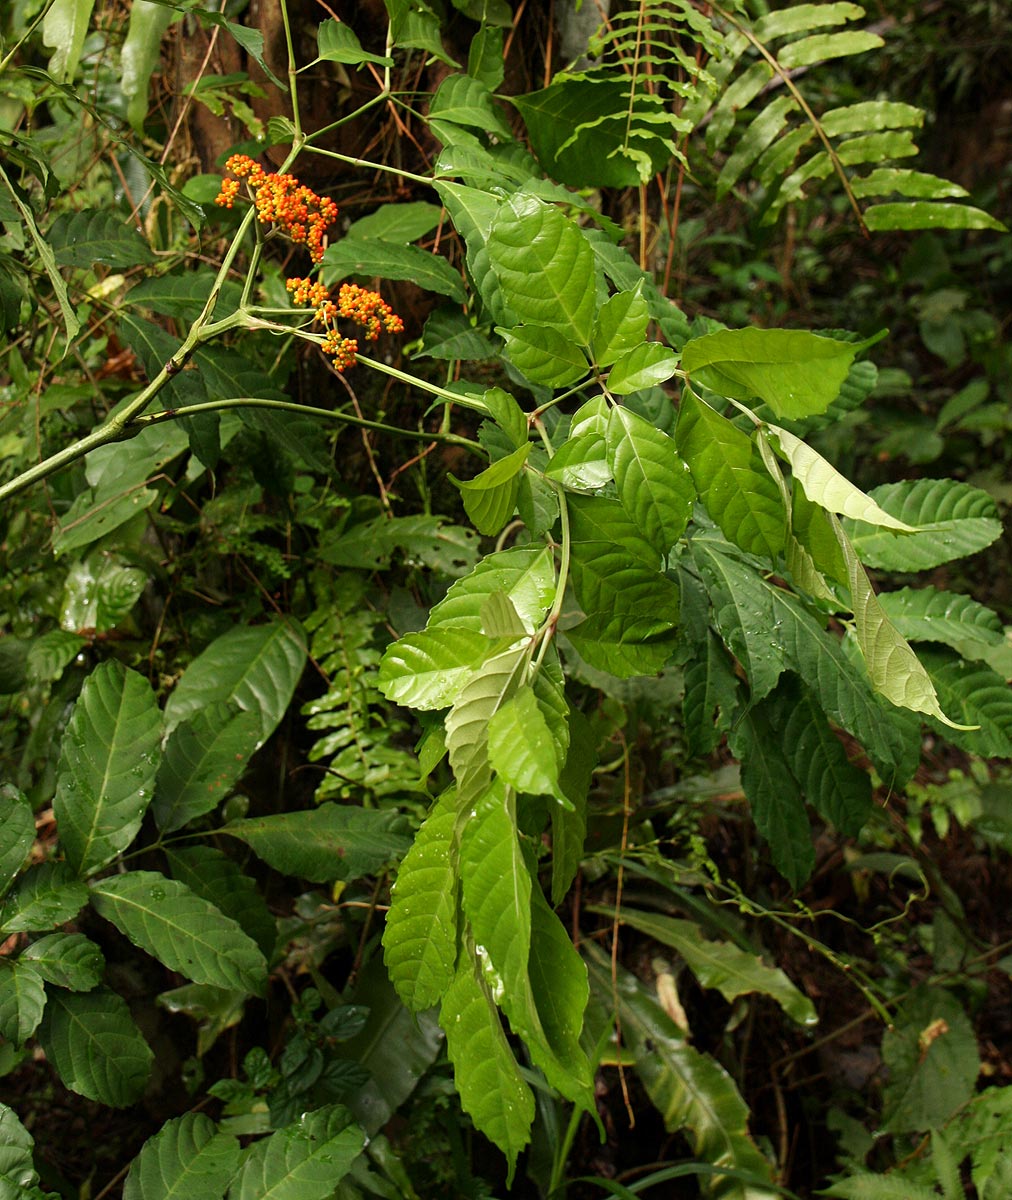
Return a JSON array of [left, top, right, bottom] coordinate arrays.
[[124, 1113, 241, 1200], [20, 933, 104, 992], [227, 1105, 365, 1200], [0, 790, 33, 899], [0, 959, 46, 1045]]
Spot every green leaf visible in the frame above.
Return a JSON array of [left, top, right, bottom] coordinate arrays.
[[316, 18, 394, 67], [60, 554, 147, 634], [451, 443, 531, 536], [683, 328, 881, 420], [441, 939, 534, 1178], [49, 209, 156, 269], [544, 434, 612, 491], [0, 790, 33, 899], [607, 344, 679, 395], [38, 988, 152, 1107], [481, 387, 528, 450], [487, 192, 597, 343], [0, 1100, 48, 1196], [487, 686, 564, 797], [348, 201, 443, 243], [153, 704, 263, 833], [609, 907, 816, 1026], [777, 29, 884, 70], [320, 513, 479, 575], [843, 479, 1002, 571], [768, 424, 917, 530], [164, 617, 307, 742], [864, 201, 1006, 233], [876, 588, 1006, 664], [321, 237, 464, 302], [164, 846, 276, 960], [90, 870, 267, 995], [676, 391, 785, 559], [0, 863, 88, 934], [592, 285, 650, 367], [919, 651, 1012, 758], [224, 805, 411, 883], [730, 705, 814, 888], [606, 406, 695, 555], [54, 661, 161, 877], [418, 307, 499, 361], [823, 1177, 941, 1200], [20, 933, 104, 991], [585, 946, 775, 1195], [378, 628, 515, 712], [124, 1113, 241, 1200], [683, 631, 740, 758], [497, 324, 589, 387], [881, 986, 980, 1134], [428, 546, 556, 633], [0, 959, 46, 1044], [227, 1105, 365, 1200], [383, 788, 459, 1011], [120, 0, 180, 129], [430, 73, 512, 138], [42, 0, 95, 82]]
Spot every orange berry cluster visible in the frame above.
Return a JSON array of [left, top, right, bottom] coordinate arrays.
[[286, 277, 404, 370], [215, 153, 337, 264]]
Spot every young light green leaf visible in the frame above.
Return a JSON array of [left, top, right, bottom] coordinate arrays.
[[606, 406, 695, 555], [164, 617, 307, 741], [676, 390, 785, 559], [164, 846, 276, 960], [451, 443, 531, 536], [224, 806, 411, 884], [316, 18, 394, 67], [497, 324, 589, 387], [0, 959, 46, 1045], [441, 939, 534, 1180], [864, 201, 1006, 233], [0, 789, 33, 899], [20, 933, 104, 992], [153, 704, 262, 833], [592, 284, 650, 367], [428, 546, 556, 633], [90, 871, 268, 996], [383, 788, 459, 1012], [544, 433, 612, 491], [487, 686, 563, 797], [42, 0, 96, 83], [124, 1113, 241, 1200], [54, 660, 161, 877], [606, 343, 679, 395], [0, 863, 88, 934], [481, 591, 527, 638], [38, 988, 152, 1107], [227, 1105, 365, 1200], [842, 479, 1002, 571], [430, 73, 512, 139], [768, 424, 917, 530], [609, 907, 816, 1026], [378, 628, 516, 711], [487, 192, 597, 343], [682, 328, 881, 419]]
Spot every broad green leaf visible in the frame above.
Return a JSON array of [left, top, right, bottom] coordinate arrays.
[[54, 660, 161, 877], [468, 23, 505, 88], [0, 790, 33, 898], [919, 651, 1012, 758], [120, 0, 179, 129], [227, 1105, 365, 1200], [164, 617, 307, 741], [480, 387, 528, 450], [350, 201, 443, 243], [60, 554, 147, 634], [42, 0, 95, 82], [682, 329, 881, 419], [321, 237, 464, 301], [52, 482, 159, 556], [843, 479, 1002, 571], [224, 805, 411, 883], [864, 201, 1006, 233], [551, 706, 594, 904], [606, 344, 679, 395], [38, 988, 152, 1107], [683, 631, 740, 758], [676, 390, 785, 559], [378, 628, 516, 711], [316, 18, 394, 66], [428, 546, 556, 632], [0, 959, 46, 1044], [418, 307, 499, 361], [90, 870, 267, 995], [451, 443, 531, 536], [487, 686, 563, 797], [124, 1113, 241, 1200], [585, 947, 776, 1196], [156, 984, 246, 1058], [487, 192, 597, 343], [20, 933, 104, 991], [0, 863, 88, 934], [430, 73, 512, 139], [0, 1102, 45, 1197], [607, 406, 695, 555], [834, 519, 973, 729], [877, 588, 1006, 664], [592, 285, 649, 367], [610, 907, 816, 1025], [544, 433, 612, 491], [441, 940, 534, 1179], [153, 704, 263, 833], [730, 706, 814, 888], [481, 591, 527, 638], [319, 513, 479, 576], [383, 788, 459, 1011], [497, 324, 589, 387], [164, 846, 276, 960], [768, 424, 916, 530], [881, 986, 980, 1134], [49, 209, 156, 269]]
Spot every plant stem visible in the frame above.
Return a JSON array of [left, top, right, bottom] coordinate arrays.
[[354, 353, 491, 414]]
